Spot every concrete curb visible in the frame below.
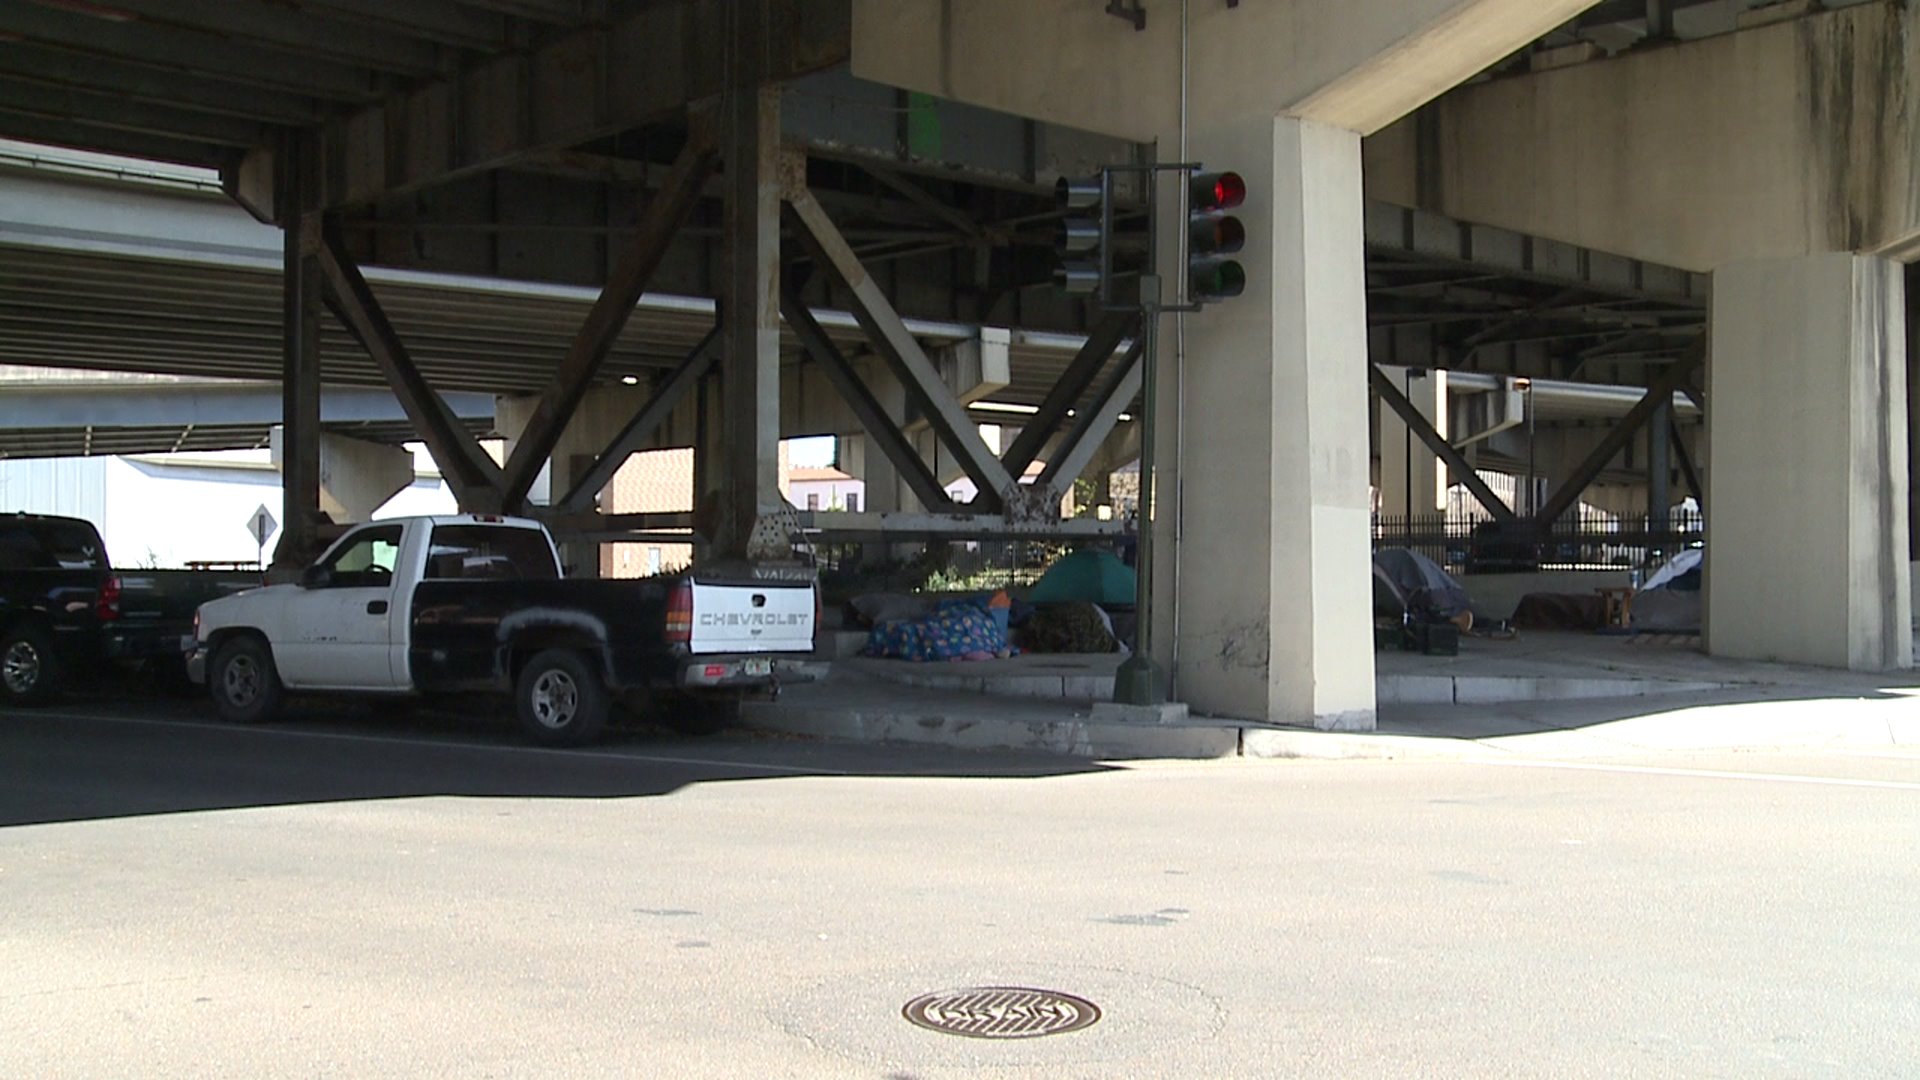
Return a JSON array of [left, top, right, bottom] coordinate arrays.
[[741, 701, 1242, 760], [856, 663, 1739, 708], [1378, 673, 1732, 705]]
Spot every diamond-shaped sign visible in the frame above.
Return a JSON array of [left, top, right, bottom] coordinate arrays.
[[247, 504, 278, 548]]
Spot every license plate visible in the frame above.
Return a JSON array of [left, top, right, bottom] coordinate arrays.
[[742, 658, 772, 677]]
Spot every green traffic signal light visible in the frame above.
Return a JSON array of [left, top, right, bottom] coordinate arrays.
[[1189, 258, 1246, 302]]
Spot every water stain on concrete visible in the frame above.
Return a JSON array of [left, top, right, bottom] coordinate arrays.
[[1096, 907, 1192, 926]]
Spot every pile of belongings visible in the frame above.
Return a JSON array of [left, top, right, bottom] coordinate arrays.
[[861, 593, 1013, 663], [1629, 548, 1702, 633], [1023, 601, 1123, 654], [1511, 592, 1604, 631]]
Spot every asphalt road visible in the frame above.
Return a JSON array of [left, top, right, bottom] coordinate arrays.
[[4, 695, 1919, 1078]]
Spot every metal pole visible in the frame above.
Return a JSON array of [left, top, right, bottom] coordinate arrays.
[[1113, 164, 1165, 705], [1169, 0, 1190, 696], [1403, 369, 1414, 522], [1525, 382, 1537, 518], [1114, 279, 1164, 705]]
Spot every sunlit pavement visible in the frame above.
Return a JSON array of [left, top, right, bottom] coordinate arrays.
[[3, 694, 1917, 1078]]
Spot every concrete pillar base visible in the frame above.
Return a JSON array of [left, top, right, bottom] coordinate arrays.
[[271, 427, 415, 524], [1707, 253, 1913, 672]]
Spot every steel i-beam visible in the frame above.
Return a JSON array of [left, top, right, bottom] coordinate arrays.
[[785, 185, 1015, 509], [317, 225, 506, 510], [1001, 310, 1137, 480], [499, 136, 717, 507], [1534, 345, 1704, 525], [1371, 364, 1516, 522], [553, 327, 720, 515], [277, 132, 322, 567], [779, 275, 954, 512]]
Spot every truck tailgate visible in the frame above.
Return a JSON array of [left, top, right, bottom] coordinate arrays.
[[688, 579, 814, 654]]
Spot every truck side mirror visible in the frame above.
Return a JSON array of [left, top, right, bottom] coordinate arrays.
[[300, 565, 333, 589]]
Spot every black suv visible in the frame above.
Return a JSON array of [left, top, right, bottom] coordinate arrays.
[[0, 513, 147, 705]]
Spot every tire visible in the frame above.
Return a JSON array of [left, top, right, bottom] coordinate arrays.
[[0, 623, 62, 707], [663, 692, 740, 736], [515, 649, 609, 747], [209, 636, 284, 725]]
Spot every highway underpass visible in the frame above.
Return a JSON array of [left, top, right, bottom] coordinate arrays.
[[0, 0, 1910, 730]]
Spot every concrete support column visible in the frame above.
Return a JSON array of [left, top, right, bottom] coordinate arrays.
[[1157, 115, 1376, 729], [1708, 253, 1912, 671], [271, 428, 414, 524], [715, 64, 783, 557], [1377, 365, 1443, 519]]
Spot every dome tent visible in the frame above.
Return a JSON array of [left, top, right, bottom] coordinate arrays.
[[1372, 548, 1473, 621], [1027, 549, 1135, 607]]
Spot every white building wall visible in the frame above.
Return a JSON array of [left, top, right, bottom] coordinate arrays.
[[0, 458, 108, 525], [0, 452, 455, 569]]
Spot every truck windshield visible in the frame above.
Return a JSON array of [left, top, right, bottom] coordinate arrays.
[[424, 526, 558, 581], [321, 525, 403, 587]]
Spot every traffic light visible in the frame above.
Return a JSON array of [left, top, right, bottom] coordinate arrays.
[[1187, 170, 1246, 304], [1053, 174, 1108, 295]]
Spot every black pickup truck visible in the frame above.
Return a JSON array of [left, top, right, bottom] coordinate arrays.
[[0, 512, 258, 705]]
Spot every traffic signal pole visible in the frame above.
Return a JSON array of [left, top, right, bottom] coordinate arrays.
[[1054, 163, 1244, 705], [1112, 272, 1164, 705]]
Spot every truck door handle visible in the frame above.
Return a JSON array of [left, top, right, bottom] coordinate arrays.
[[366, 600, 388, 615]]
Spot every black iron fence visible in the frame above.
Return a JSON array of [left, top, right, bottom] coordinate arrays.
[[1372, 509, 1704, 574], [809, 539, 1062, 601]]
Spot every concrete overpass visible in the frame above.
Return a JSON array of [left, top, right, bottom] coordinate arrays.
[[0, 131, 1706, 534], [0, 0, 1900, 731]]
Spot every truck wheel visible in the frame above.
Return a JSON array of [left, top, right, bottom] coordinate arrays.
[[515, 649, 609, 747], [665, 693, 739, 736], [0, 623, 61, 707], [209, 637, 284, 725]]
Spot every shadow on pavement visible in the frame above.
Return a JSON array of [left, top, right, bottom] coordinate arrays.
[[1, 691, 1110, 828]]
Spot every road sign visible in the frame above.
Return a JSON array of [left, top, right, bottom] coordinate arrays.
[[247, 504, 278, 548]]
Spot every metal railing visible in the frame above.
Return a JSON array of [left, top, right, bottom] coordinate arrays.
[[1372, 509, 1704, 574]]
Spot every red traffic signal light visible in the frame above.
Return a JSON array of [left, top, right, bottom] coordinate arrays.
[[1191, 171, 1245, 213]]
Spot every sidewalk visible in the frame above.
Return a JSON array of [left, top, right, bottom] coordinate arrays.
[[743, 659, 1920, 762], [832, 631, 1813, 706]]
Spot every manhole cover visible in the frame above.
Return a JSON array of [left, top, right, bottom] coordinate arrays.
[[902, 986, 1101, 1040]]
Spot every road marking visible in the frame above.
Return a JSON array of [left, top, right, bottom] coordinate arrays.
[[1815, 749, 1920, 762], [27, 709, 850, 777], [1470, 758, 1920, 792]]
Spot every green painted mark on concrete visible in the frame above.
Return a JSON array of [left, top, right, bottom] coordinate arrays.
[[907, 92, 943, 160]]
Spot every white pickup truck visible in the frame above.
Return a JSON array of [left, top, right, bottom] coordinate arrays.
[[187, 514, 824, 745]]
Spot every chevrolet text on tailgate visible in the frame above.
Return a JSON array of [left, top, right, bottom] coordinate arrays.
[[187, 515, 825, 745]]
